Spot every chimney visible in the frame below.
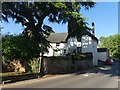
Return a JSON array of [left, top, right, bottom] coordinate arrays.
[[92, 22, 95, 36]]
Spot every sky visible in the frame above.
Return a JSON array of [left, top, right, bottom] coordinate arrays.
[[1, 2, 118, 39], [118, 2, 120, 34]]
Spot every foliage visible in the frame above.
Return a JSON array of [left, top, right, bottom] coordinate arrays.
[[28, 58, 40, 73], [67, 52, 93, 61], [68, 17, 92, 41], [2, 34, 40, 62], [0, 37, 1, 50], [2, 2, 95, 39], [99, 34, 120, 59], [67, 2, 96, 41]]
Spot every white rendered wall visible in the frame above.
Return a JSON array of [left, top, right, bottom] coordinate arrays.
[[98, 52, 107, 62], [92, 40, 98, 66], [67, 37, 78, 54], [81, 35, 98, 66], [44, 43, 67, 57], [82, 35, 93, 53]]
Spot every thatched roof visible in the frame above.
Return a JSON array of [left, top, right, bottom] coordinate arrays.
[[47, 33, 68, 43], [47, 31, 98, 43]]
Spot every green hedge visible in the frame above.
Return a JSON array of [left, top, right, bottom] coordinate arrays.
[[70, 52, 93, 61]]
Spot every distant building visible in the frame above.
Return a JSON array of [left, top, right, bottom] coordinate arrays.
[[97, 48, 110, 62]]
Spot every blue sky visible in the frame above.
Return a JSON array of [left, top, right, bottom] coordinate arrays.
[[1, 2, 118, 38], [118, 2, 120, 33]]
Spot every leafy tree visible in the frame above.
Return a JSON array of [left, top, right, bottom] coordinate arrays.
[[2, 1, 95, 76], [99, 34, 120, 60], [67, 2, 95, 41], [99, 36, 108, 48], [2, 34, 40, 62], [2, 34, 44, 72], [68, 16, 93, 41]]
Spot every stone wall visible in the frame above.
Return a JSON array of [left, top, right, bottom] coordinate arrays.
[[44, 56, 92, 74], [44, 57, 71, 74]]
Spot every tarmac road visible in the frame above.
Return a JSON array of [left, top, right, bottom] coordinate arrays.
[[1, 62, 119, 89]]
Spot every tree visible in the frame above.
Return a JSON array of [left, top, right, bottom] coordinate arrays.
[[2, 34, 41, 62], [68, 16, 92, 41], [99, 36, 108, 48], [99, 34, 120, 60], [67, 2, 95, 41], [2, 34, 43, 72], [2, 1, 96, 76]]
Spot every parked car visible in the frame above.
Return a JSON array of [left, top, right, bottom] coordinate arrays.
[[105, 59, 114, 65]]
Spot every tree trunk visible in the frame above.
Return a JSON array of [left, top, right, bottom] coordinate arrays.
[[33, 14, 49, 77]]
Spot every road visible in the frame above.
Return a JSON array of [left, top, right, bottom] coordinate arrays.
[[1, 62, 119, 89]]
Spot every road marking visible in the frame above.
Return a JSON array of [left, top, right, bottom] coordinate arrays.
[[99, 67, 111, 70], [83, 74, 88, 77]]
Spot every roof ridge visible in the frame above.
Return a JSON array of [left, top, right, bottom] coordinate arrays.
[[56, 32, 67, 33]]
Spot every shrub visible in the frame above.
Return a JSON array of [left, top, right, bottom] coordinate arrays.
[[71, 52, 93, 61]]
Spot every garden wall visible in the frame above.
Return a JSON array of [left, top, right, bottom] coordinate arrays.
[[44, 53, 93, 74]]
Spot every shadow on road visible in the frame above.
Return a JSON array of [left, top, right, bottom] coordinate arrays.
[[1, 62, 119, 85], [74, 62, 120, 77]]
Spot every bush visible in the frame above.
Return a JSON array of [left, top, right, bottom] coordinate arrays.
[[2, 34, 40, 62], [71, 52, 93, 61], [28, 58, 40, 73]]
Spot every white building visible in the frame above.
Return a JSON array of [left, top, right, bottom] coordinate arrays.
[[97, 48, 110, 62], [44, 30, 98, 66]]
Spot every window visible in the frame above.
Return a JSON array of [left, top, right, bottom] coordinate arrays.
[[64, 49, 66, 54], [77, 47, 82, 53], [56, 43, 60, 47]]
